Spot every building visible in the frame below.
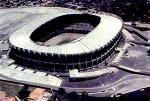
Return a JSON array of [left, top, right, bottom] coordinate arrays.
[[8, 7, 123, 76]]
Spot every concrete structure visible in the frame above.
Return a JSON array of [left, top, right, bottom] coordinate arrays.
[[8, 7, 123, 75]]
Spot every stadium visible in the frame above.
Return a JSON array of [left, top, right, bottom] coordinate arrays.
[[9, 9, 124, 74], [8, 7, 124, 75]]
